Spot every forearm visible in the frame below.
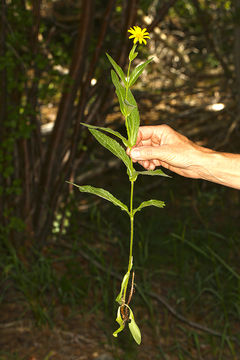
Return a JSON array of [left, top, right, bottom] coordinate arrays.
[[195, 147, 240, 190]]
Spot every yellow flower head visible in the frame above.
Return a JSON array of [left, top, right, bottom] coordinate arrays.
[[128, 26, 150, 45]]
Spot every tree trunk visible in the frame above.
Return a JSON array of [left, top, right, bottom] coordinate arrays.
[[34, 0, 95, 240]]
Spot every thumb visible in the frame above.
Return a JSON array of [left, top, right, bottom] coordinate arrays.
[[130, 146, 162, 161]]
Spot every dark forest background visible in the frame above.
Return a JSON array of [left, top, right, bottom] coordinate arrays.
[[0, 1, 240, 359]]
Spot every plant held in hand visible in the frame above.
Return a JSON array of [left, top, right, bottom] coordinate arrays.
[[69, 26, 168, 345]]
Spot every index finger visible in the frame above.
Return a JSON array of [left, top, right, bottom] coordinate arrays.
[[135, 126, 162, 146]]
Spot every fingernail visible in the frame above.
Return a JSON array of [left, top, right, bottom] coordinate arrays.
[[131, 149, 140, 159]]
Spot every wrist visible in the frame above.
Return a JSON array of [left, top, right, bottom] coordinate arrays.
[[195, 146, 240, 189]]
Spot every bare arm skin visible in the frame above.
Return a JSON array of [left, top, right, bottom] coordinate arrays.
[[127, 125, 240, 190]]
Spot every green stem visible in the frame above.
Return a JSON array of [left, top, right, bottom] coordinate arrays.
[[125, 60, 131, 98], [123, 160, 135, 302], [124, 60, 132, 142], [128, 178, 134, 271], [122, 44, 138, 303]]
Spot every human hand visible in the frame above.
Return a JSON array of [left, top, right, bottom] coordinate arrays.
[[127, 125, 208, 179]]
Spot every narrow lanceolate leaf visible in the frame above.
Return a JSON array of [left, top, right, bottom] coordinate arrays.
[[129, 58, 153, 87], [137, 169, 170, 177], [128, 308, 141, 345], [133, 199, 165, 215], [116, 88, 126, 117], [81, 122, 130, 147], [111, 70, 127, 117], [69, 183, 129, 213], [126, 88, 140, 146], [89, 128, 133, 175], [111, 70, 139, 146], [106, 53, 127, 86]]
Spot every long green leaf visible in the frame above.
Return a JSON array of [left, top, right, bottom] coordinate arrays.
[[89, 128, 133, 174], [68, 183, 129, 213], [81, 122, 130, 147], [106, 53, 127, 86], [111, 70, 127, 117], [111, 70, 140, 146], [126, 88, 140, 146], [116, 89, 126, 117], [128, 308, 141, 345], [137, 169, 170, 177], [133, 199, 165, 215], [129, 58, 153, 87]]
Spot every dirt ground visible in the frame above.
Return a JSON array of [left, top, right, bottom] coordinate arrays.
[[0, 302, 112, 360]]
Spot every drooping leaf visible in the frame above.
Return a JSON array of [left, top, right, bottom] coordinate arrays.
[[137, 169, 170, 177], [106, 53, 127, 86], [89, 128, 133, 176], [126, 88, 140, 146], [113, 307, 125, 337], [115, 259, 133, 304], [128, 308, 141, 345], [68, 183, 129, 213], [129, 58, 153, 87], [81, 122, 130, 147], [133, 199, 165, 215], [113, 322, 125, 337], [115, 271, 130, 304]]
